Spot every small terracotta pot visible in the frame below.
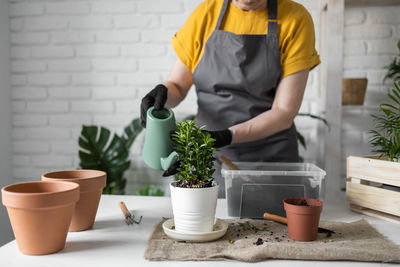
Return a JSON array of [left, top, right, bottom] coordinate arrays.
[[42, 170, 106, 232], [283, 197, 323, 242], [1, 181, 79, 255]]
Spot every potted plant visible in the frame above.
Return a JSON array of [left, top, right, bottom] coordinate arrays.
[[346, 81, 400, 223], [169, 120, 218, 233]]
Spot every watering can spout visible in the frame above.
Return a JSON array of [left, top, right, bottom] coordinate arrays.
[[160, 151, 179, 171]]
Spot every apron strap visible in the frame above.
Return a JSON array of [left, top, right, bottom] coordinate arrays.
[[267, 0, 278, 35], [215, 0, 229, 30]]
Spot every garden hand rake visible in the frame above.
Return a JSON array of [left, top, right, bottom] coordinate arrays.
[[119, 201, 142, 225]]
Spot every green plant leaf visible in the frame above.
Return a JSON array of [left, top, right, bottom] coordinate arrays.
[[298, 113, 330, 130], [173, 120, 216, 184], [78, 125, 131, 195], [296, 113, 329, 162], [183, 114, 196, 121], [122, 118, 143, 149], [369, 81, 400, 161], [381, 103, 397, 112], [394, 80, 400, 94], [78, 151, 98, 167], [297, 132, 307, 150], [385, 41, 400, 82], [104, 135, 125, 159], [134, 185, 165, 196], [380, 107, 392, 116], [388, 93, 400, 106]]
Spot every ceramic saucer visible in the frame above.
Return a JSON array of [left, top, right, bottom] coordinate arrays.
[[162, 218, 228, 242]]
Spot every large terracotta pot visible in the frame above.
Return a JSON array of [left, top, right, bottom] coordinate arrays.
[[42, 170, 106, 232], [284, 197, 323, 241], [1, 181, 79, 255]]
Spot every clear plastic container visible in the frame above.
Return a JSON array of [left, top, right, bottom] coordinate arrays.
[[222, 162, 326, 218]]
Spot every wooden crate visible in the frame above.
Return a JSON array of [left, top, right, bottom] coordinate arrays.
[[346, 156, 400, 224]]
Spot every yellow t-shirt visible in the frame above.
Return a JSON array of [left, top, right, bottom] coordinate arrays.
[[172, 0, 320, 78]]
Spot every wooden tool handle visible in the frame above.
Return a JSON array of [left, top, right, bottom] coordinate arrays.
[[263, 212, 288, 225], [219, 155, 240, 170], [119, 201, 131, 217]]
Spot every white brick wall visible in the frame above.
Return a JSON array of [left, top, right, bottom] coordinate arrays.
[[341, 6, 400, 187], [7, 0, 337, 195]]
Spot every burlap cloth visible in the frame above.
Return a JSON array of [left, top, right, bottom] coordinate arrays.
[[144, 218, 400, 262]]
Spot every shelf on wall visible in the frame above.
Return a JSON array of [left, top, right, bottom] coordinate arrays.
[[341, 105, 380, 111], [345, 0, 400, 7]]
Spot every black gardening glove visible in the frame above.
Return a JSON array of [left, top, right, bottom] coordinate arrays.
[[140, 84, 168, 128], [162, 160, 180, 177], [203, 129, 232, 148]]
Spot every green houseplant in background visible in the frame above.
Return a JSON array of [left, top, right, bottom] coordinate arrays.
[[384, 40, 400, 83], [370, 81, 400, 162], [78, 118, 143, 194]]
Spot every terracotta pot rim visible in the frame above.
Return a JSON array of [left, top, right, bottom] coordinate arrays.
[[2, 181, 80, 209], [283, 197, 323, 206], [284, 197, 323, 215], [42, 169, 106, 180], [2, 181, 79, 195], [42, 169, 106, 192]]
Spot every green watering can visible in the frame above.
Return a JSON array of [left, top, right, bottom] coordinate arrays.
[[142, 107, 179, 171]]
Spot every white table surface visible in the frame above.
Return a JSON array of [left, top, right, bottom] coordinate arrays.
[[0, 194, 399, 267]]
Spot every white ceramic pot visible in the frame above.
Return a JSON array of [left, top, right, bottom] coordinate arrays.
[[170, 182, 218, 233]]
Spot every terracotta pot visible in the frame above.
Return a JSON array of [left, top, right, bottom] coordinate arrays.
[[42, 170, 106, 232], [1, 181, 79, 255], [342, 78, 368, 105], [283, 197, 323, 241]]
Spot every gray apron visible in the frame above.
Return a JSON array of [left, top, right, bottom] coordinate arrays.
[[193, 0, 299, 198]]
